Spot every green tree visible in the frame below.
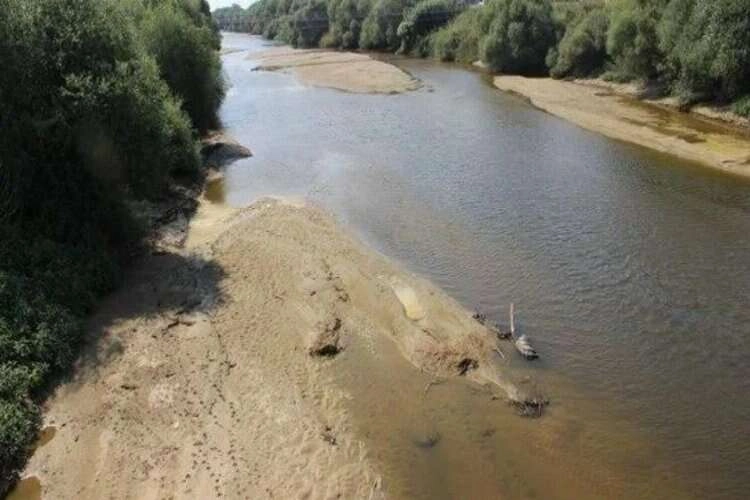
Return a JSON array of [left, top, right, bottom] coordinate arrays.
[[480, 0, 558, 75], [141, 2, 226, 132], [549, 6, 609, 78], [396, 0, 464, 55]]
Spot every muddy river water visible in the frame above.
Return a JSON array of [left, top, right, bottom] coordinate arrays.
[[216, 33, 750, 499]]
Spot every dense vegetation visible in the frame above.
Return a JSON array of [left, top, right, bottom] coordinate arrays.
[[0, 0, 223, 491], [216, 0, 750, 115]]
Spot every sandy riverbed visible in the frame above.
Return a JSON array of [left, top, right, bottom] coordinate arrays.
[[249, 47, 421, 94], [494, 76, 750, 178], [18, 195, 529, 499]]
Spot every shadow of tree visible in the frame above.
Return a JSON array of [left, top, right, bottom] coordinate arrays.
[[66, 249, 227, 386]]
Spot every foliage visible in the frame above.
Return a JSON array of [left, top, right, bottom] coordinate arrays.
[[140, 2, 226, 132], [241, 0, 750, 110], [396, 0, 465, 54], [290, 0, 330, 47], [549, 6, 608, 78], [430, 7, 484, 63], [359, 0, 414, 50], [0, 0, 219, 490], [732, 95, 750, 118], [324, 0, 371, 48], [659, 0, 750, 103], [480, 0, 558, 75], [604, 0, 664, 81]]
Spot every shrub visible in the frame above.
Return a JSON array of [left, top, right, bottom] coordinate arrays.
[[431, 7, 484, 63], [550, 7, 609, 78], [0, 0, 218, 489], [292, 0, 330, 47], [732, 95, 750, 118], [325, 0, 370, 49], [480, 0, 558, 75], [605, 0, 664, 81], [140, 2, 226, 132], [396, 0, 464, 54], [659, 0, 750, 103], [360, 0, 414, 50]]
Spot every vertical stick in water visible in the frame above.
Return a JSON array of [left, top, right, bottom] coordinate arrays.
[[509, 303, 515, 337]]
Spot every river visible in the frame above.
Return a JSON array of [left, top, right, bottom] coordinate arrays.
[[216, 33, 750, 499]]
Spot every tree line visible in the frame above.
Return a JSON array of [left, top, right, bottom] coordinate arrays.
[[0, 0, 224, 492], [214, 0, 750, 115]]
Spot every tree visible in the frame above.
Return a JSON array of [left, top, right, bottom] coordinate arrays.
[[480, 0, 558, 75]]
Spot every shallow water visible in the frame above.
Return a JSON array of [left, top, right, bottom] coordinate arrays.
[[6, 476, 41, 500], [218, 33, 750, 499]]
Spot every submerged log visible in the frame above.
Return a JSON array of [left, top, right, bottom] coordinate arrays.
[[509, 303, 538, 360]]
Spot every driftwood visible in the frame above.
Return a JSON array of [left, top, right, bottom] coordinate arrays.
[[509, 303, 538, 360], [473, 309, 511, 340]]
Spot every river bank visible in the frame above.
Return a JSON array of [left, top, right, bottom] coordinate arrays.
[[493, 75, 750, 179], [13, 34, 750, 498], [16, 190, 537, 498]]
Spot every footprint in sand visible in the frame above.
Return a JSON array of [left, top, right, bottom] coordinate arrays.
[[389, 277, 425, 321]]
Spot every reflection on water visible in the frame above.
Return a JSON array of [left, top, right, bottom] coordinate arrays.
[[219, 33, 750, 499]]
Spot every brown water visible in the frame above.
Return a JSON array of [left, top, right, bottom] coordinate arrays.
[[5, 427, 55, 499], [218, 33, 750, 499], [5, 477, 40, 500]]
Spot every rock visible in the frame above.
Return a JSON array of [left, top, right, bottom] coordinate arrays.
[[456, 358, 478, 376], [321, 426, 337, 446], [201, 132, 252, 168], [309, 318, 342, 357], [413, 431, 441, 449]]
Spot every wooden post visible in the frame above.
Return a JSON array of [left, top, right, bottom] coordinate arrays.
[[509, 303, 515, 337]]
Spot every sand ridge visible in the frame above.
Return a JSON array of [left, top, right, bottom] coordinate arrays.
[[21, 197, 527, 499], [248, 47, 421, 94]]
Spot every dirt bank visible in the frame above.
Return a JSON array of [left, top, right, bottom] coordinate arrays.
[[19, 195, 529, 499], [248, 47, 421, 94], [494, 75, 750, 179]]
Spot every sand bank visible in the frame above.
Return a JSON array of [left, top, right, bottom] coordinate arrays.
[[494, 75, 750, 178], [249, 47, 421, 94], [20, 195, 530, 499]]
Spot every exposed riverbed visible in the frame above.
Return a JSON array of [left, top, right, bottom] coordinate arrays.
[[213, 33, 750, 499], [14, 32, 750, 500]]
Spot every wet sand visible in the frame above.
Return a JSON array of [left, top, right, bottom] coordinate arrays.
[[249, 47, 421, 94], [493, 76, 750, 178], [19, 197, 527, 499]]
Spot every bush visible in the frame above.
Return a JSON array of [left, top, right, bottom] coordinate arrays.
[[550, 7, 608, 78], [397, 0, 464, 54], [140, 2, 226, 132], [431, 7, 484, 63], [480, 0, 558, 75], [292, 0, 330, 47], [360, 0, 414, 50], [0, 0, 219, 489], [325, 0, 370, 49], [659, 0, 750, 103], [732, 95, 750, 118], [0, 398, 39, 481], [605, 0, 664, 81]]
